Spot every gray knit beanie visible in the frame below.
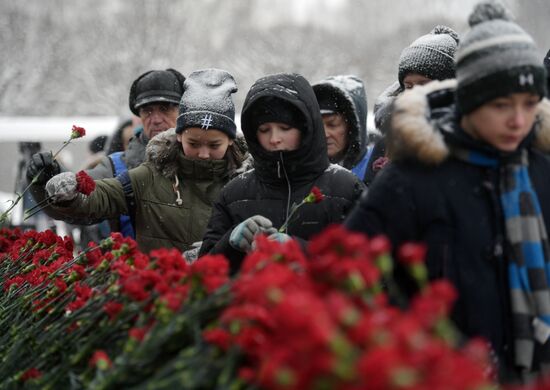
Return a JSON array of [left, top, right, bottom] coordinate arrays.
[[175, 68, 238, 139], [456, 0, 547, 114], [398, 25, 459, 87]]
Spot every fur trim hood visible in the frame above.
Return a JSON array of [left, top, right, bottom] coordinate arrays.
[[145, 128, 182, 178], [389, 79, 550, 165]]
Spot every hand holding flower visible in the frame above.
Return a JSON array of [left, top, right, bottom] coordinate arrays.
[[1, 125, 87, 224], [25, 170, 95, 220]]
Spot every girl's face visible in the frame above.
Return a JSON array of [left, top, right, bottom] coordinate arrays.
[[256, 122, 301, 152], [461, 92, 540, 152], [177, 127, 232, 160]]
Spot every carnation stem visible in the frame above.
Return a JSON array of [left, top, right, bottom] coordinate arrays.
[[0, 139, 73, 224], [24, 195, 54, 218]]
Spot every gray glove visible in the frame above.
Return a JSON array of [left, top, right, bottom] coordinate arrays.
[[229, 215, 277, 252], [251, 231, 292, 251], [26, 151, 61, 185], [267, 232, 292, 243], [46, 172, 78, 202], [183, 241, 202, 264]]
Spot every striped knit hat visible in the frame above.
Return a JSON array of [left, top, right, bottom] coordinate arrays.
[[456, 0, 547, 114], [398, 25, 459, 88]]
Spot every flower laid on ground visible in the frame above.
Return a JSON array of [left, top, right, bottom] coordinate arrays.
[[0, 224, 507, 389], [0, 125, 87, 224], [204, 226, 495, 389], [279, 186, 324, 233]]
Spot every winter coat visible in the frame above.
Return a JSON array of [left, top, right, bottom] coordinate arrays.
[[199, 73, 365, 274], [49, 129, 244, 254], [345, 79, 550, 380], [313, 75, 371, 182]]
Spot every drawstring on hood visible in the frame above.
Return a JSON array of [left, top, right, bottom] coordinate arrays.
[[279, 151, 292, 226], [173, 175, 183, 205]]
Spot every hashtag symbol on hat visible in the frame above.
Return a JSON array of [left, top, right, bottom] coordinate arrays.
[[200, 114, 213, 129]]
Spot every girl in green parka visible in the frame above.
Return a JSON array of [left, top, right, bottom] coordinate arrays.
[[43, 69, 248, 256]]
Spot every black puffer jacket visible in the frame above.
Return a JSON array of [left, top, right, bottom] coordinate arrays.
[[345, 79, 550, 381], [200, 73, 365, 273]]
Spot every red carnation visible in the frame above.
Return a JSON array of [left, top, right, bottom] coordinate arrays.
[[76, 170, 96, 196], [305, 186, 324, 204], [89, 350, 112, 370], [397, 242, 427, 265], [103, 301, 124, 320], [370, 235, 391, 258], [71, 125, 86, 139], [279, 187, 324, 232], [20, 367, 42, 381]]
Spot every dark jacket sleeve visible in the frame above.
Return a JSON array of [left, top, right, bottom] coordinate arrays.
[[198, 190, 245, 274], [344, 163, 417, 245], [345, 163, 423, 297]]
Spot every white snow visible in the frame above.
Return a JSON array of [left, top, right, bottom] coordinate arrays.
[[0, 116, 117, 142]]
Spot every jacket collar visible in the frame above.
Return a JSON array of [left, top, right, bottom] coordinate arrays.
[[145, 128, 228, 180]]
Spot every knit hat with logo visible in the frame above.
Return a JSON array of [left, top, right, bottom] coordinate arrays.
[[175, 68, 238, 139], [455, 0, 547, 114]]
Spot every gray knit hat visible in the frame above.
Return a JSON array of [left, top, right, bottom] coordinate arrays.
[[398, 25, 459, 87], [456, 0, 547, 114], [175, 68, 238, 139]]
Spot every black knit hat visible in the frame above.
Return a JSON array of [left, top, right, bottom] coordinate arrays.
[[129, 69, 185, 116], [175, 69, 238, 139], [247, 96, 306, 133], [398, 25, 459, 87], [456, 1, 547, 114]]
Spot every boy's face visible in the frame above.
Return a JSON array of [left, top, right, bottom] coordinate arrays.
[[461, 92, 540, 152], [256, 122, 301, 152]]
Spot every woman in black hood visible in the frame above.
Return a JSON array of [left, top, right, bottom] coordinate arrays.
[[199, 73, 364, 273]]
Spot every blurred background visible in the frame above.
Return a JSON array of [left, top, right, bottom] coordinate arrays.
[[0, 0, 549, 194]]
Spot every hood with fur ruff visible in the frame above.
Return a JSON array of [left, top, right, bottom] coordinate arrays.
[[388, 79, 550, 165]]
